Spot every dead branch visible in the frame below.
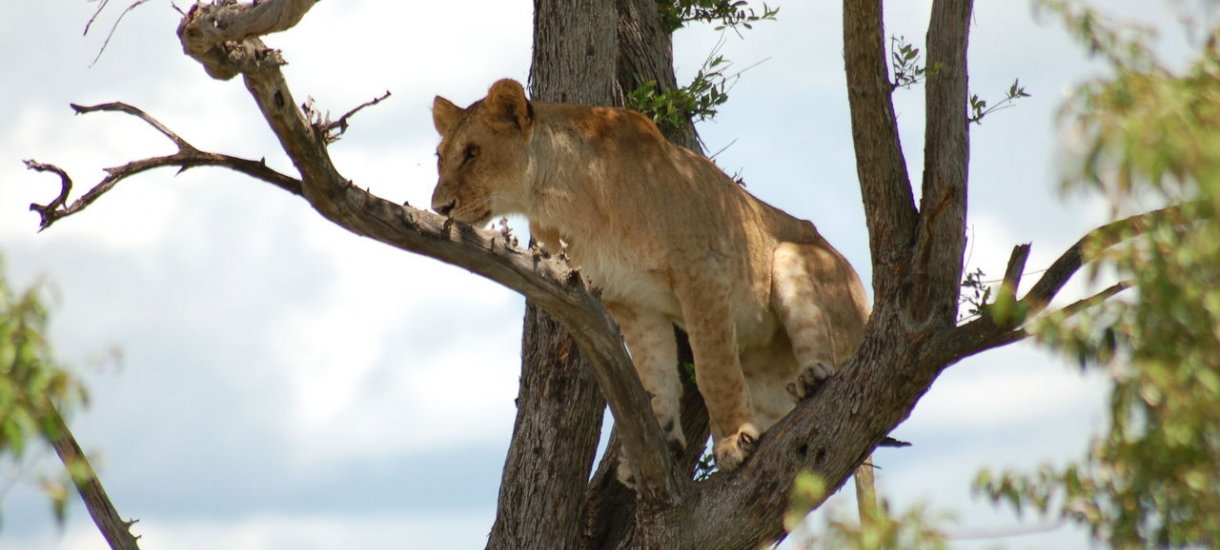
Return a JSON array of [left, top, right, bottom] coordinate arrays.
[[25, 102, 301, 230], [323, 91, 392, 142]]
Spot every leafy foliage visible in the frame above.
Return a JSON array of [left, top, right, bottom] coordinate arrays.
[[975, 2, 1220, 547], [958, 267, 992, 322], [0, 258, 86, 527], [890, 35, 934, 90], [786, 471, 951, 549], [627, 2, 776, 135], [627, 52, 734, 134], [888, 34, 1029, 124], [655, 0, 778, 34], [967, 80, 1031, 125]]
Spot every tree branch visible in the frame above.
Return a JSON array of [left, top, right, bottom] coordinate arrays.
[[997, 243, 1031, 307], [909, 0, 973, 327], [930, 204, 1204, 365], [25, 102, 301, 230], [842, 0, 919, 301], [1021, 203, 1193, 315], [44, 405, 141, 550]]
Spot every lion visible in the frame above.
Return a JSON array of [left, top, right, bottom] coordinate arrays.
[[429, 78, 870, 483]]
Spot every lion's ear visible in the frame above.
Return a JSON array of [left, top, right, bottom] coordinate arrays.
[[433, 96, 462, 136], [484, 78, 532, 133]]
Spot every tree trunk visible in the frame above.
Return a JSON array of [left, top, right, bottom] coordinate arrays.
[[487, 305, 606, 550]]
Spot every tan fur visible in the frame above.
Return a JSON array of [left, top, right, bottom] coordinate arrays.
[[431, 79, 871, 482]]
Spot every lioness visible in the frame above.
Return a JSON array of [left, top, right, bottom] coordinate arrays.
[[430, 79, 870, 481]]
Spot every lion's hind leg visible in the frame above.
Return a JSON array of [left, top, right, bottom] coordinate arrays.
[[604, 302, 685, 487], [771, 243, 841, 401]]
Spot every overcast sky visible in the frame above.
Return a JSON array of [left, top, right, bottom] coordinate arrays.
[[0, 1, 1196, 549]]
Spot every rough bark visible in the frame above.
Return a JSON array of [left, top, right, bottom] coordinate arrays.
[[842, 0, 919, 303], [910, 0, 973, 327], [488, 306, 605, 550]]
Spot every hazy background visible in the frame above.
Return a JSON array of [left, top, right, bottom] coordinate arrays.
[[0, 1, 1190, 548]]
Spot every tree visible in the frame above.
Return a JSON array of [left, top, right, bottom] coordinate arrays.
[[17, 0, 1209, 548], [974, 1, 1220, 546]]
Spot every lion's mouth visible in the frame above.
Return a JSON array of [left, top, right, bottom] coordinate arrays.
[[450, 204, 494, 227]]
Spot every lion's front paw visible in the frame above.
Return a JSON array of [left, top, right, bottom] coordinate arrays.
[[786, 361, 836, 402], [714, 424, 760, 472]]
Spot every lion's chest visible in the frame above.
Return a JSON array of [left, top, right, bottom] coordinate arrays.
[[572, 241, 682, 319], [568, 237, 778, 348]]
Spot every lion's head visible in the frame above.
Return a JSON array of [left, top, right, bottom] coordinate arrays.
[[430, 79, 534, 225]]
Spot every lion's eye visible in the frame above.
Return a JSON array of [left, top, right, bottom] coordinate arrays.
[[463, 144, 479, 163]]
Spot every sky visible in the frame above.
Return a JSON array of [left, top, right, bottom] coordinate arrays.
[[0, 1, 1199, 549]]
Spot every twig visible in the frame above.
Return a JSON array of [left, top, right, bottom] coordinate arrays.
[[1056, 280, 1130, 318], [86, 0, 155, 67], [323, 91, 392, 142], [23, 160, 72, 227], [44, 405, 140, 550]]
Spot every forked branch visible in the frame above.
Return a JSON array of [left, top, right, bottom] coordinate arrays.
[[25, 102, 301, 231], [939, 202, 1203, 363]]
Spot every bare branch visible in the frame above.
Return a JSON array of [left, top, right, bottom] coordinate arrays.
[[71, 102, 195, 150], [932, 205, 1205, 366], [180, 0, 318, 46], [949, 280, 1133, 362], [25, 102, 301, 230], [22, 160, 72, 229], [44, 405, 141, 550], [1058, 280, 1130, 317], [322, 91, 392, 142]]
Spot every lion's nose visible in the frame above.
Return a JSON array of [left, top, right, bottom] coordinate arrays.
[[433, 199, 456, 217]]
